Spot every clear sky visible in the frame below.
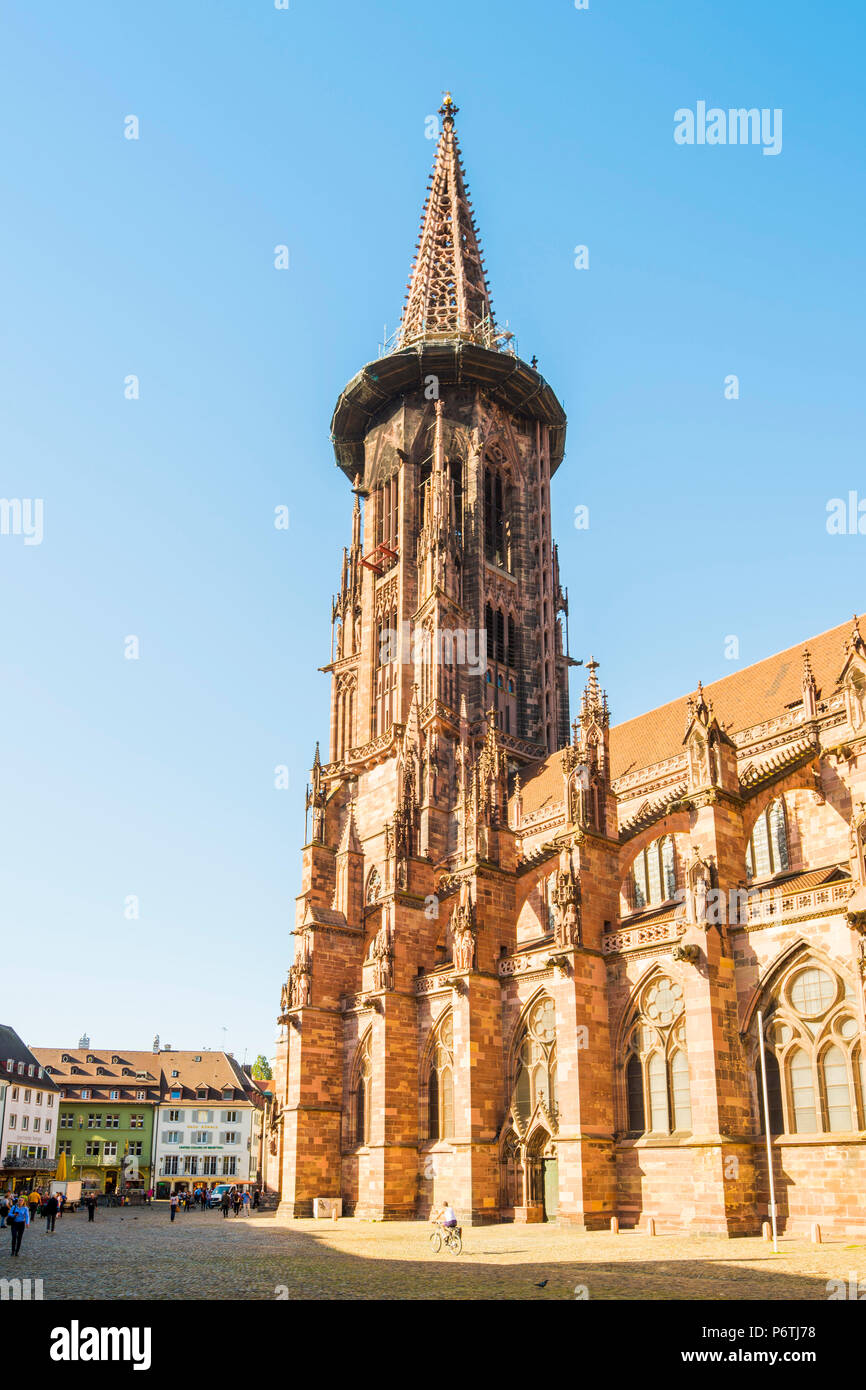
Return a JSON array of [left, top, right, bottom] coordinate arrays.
[[1, 1, 863, 1061]]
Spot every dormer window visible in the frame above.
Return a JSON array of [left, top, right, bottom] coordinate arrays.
[[112, 1055, 122, 1065], [86, 1054, 96, 1064], [61, 1054, 72, 1064]]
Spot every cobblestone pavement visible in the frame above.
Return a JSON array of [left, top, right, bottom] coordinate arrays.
[[4, 1205, 863, 1300]]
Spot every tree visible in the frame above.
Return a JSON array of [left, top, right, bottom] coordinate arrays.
[[251, 1054, 272, 1080]]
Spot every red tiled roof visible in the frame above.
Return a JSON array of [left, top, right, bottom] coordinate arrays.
[[515, 613, 859, 819]]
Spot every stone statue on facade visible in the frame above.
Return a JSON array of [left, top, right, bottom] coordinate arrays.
[[451, 879, 476, 972]]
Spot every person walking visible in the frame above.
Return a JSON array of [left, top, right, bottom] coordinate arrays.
[[8, 1197, 29, 1256], [44, 1193, 59, 1234], [169, 1192, 179, 1223], [242, 1190, 251, 1216], [220, 1191, 230, 1219], [0, 1194, 9, 1228], [231, 1189, 240, 1217], [56, 1191, 65, 1220], [28, 1189, 40, 1223], [252, 1188, 260, 1210], [85, 1193, 96, 1222]]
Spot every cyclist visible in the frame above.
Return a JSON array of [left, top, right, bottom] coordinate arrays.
[[438, 1200, 458, 1232]]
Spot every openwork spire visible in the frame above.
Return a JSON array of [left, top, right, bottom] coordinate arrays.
[[398, 95, 496, 349]]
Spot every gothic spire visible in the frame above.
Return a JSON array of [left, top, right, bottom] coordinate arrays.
[[398, 94, 496, 349]]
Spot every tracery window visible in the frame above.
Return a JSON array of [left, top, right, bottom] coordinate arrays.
[[353, 1032, 372, 1148], [365, 867, 382, 904], [484, 467, 512, 571], [500, 1131, 524, 1209], [746, 798, 789, 881], [753, 960, 864, 1135], [513, 996, 557, 1125], [376, 475, 399, 565], [485, 603, 518, 734], [622, 974, 691, 1136], [426, 1013, 454, 1141], [373, 600, 398, 735], [627, 836, 677, 912]]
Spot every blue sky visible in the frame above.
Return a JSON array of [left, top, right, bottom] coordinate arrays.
[[1, 1, 863, 1060]]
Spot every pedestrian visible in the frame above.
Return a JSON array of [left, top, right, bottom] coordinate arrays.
[[252, 1188, 260, 1210], [169, 1192, 179, 1222], [0, 1194, 9, 1228], [56, 1192, 65, 1219], [8, 1197, 29, 1256], [220, 1192, 230, 1219], [28, 1189, 40, 1223], [232, 1190, 240, 1217], [86, 1193, 96, 1222], [44, 1193, 59, 1234], [242, 1190, 251, 1216]]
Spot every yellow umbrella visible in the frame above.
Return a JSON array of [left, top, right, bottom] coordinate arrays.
[[55, 1151, 67, 1182]]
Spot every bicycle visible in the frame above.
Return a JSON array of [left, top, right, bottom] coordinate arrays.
[[429, 1221, 462, 1255]]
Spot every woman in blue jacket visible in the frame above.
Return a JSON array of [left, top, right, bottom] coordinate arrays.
[[8, 1197, 30, 1256]]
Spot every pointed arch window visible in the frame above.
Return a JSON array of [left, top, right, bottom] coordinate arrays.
[[628, 836, 678, 912], [752, 959, 862, 1135], [426, 1013, 454, 1140], [621, 975, 690, 1136], [670, 1050, 692, 1132], [376, 474, 399, 563], [626, 1053, 645, 1133], [746, 798, 790, 881], [353, 1032, 372, 1148], [513, 996, 557, 1126], [448, 458, 463, 547], [647, 1053, 668, 1133], [789, 1048, 817, 1133], [484, 466, 512, 571], [822, 1045, 853, 1132], [756, 1049, 784, 1135]]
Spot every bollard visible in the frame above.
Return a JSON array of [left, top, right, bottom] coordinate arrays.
[[610, 1216, 619, 1234], [762, 1221, 772, 1241], [646, 1217, 656, 1237], [811, 1222, 822, 1245], [332, 1206, 338, 1223]]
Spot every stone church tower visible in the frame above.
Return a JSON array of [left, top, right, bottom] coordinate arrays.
[[268, 97, 866, 1236], [272, 95, 582, 1221]]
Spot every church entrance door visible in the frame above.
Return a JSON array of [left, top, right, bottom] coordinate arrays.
[[543, 1156, 558, 1220]]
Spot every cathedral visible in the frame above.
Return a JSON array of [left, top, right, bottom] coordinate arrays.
[[267, 97, 866, 1235]]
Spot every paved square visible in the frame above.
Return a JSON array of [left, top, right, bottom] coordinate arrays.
[[4, 1205, 864, 1300]]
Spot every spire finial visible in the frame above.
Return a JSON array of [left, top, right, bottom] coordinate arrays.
[[439, 92, 459, 125]]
